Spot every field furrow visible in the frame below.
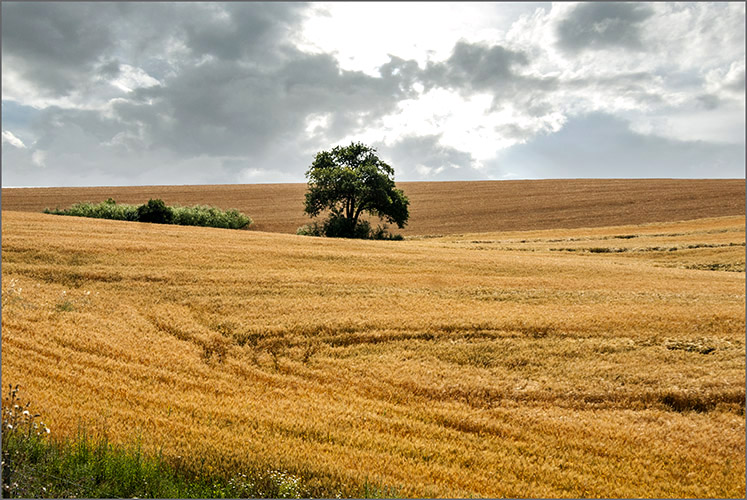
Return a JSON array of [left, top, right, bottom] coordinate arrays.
[[2, 209, 745, 497]]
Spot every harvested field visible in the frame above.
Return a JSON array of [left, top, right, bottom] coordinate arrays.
[[2, 209, 744, 498], [2, 178, 744, 235]]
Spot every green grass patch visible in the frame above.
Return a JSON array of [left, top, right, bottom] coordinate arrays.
[[2, 386, 397, 498], [2, 430, 308, 498]]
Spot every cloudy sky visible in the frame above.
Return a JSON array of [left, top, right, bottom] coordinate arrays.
[[2, 2, 745, 187]]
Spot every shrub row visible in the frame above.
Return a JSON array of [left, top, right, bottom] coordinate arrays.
[[297, 215, 403, 240], [44, 198, 251, 230]]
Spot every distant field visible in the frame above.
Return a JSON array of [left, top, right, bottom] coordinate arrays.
[[2, 209, 744, 497], [2, 178, 744, 235]]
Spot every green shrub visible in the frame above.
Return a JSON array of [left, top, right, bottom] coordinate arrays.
[[296, 222, 325, 237], [370, 224, 404, 240], [323, 215, 371, 239], [137, 199, 174, 224], [297, 215, 403, 240], [171, 205, 251, 230], [44, 200, 139, 221], [45, 199, 251, 230]]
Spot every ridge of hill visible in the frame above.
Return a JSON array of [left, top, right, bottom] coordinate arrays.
[[3, 178, 744, 235]]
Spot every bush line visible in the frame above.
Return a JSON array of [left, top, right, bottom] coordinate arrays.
[[43, 198, 252, 230]]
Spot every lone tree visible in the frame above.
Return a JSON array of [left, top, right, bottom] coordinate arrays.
[[302, 142, 409, 238]]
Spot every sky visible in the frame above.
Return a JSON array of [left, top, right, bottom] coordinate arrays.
[[1, 1, 745, 187]]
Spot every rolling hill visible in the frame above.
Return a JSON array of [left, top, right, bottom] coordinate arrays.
[[3, 178, 744, 235]]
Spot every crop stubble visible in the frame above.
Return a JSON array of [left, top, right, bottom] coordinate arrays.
[[1, 181, 745, 497]]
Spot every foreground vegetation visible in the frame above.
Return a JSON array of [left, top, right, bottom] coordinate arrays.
[[43, 198, 251, 230], [2, 386, 317, 498], [2, 210, 744, 497]]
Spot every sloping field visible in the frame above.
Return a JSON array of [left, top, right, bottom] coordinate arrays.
[[2, 178, 744, 235], [2, 210, 745, 497]]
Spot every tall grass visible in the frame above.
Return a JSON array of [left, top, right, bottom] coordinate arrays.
[[1, 386, 335, 498], [2, 433, 308, 499], [44, 199, 251, 230]]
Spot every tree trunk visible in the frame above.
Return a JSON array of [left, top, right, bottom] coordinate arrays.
[[353, 204, 365, 226]]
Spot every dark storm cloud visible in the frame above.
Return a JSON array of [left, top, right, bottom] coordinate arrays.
[[182, 2, 306, 62], [556, 2, 654, 53], [422, 40, 531, 94], [376, 40, 557, 115], [495, 113, 745, 179], [379, 56, 423, 93], [108, 47, 414, 160], [1, 2, 309, 94], [279, 49, 413, 123], [3, 1, 416, 181], [1, 2, 119, 95]]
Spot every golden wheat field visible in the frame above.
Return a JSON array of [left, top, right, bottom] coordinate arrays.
[[3, 178, 744, 235], [2, 192, 745, 497]]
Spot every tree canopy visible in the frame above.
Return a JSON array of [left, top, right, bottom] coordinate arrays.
[[302, 142, 409, 238]]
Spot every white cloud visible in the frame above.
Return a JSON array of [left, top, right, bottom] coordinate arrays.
[[297, 2, 538, 75], [2, 130, 26, 148], [108, 64, 161, 93], [704, 60, 746, 101], [304, 112, 332, 137], [338, 88, 567, 165], [501, 2, 746, 146], [414, 163, 447, 177], [238, 167, 300, 184], [630, 107, 746, 145], [31, 150, 47, 167]]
